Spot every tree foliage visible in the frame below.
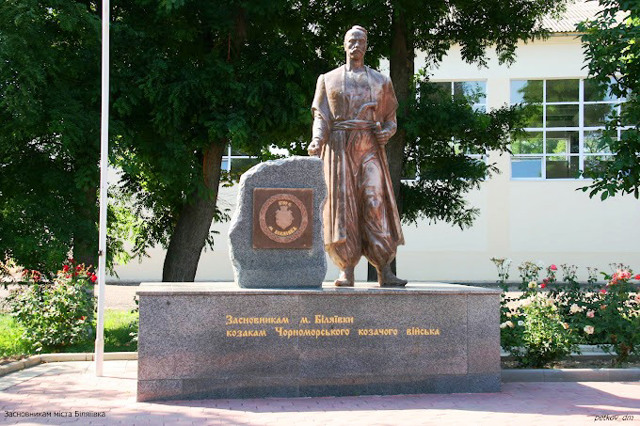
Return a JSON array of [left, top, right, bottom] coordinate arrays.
[[302, 0, 566, 66], [110, 0, 328, 280], [0, 1, 103, 273], [0, 0, 569, 280], [302, 0, 568, 226], [0, 1, 137, 274], [401, 79, 524, 228], [578, 0, 640, 200]]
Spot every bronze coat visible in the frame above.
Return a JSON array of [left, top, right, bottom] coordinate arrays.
[[311, 65, 405, 248]]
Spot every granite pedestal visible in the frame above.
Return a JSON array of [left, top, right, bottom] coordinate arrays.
[[136, 282, 501, 401]]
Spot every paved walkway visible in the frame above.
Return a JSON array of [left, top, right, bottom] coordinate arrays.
[[0, 361, 638, 425]]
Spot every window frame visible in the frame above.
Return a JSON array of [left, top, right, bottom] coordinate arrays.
[[510, 78, 626, 181], [221, 145, 258, 172], [402, 79, 489, 182]]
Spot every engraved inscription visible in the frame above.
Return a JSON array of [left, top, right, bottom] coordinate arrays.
[[223, 313, 443, 339], [357, 328, 398, 336], [227, 330, 268, 337], [225, 315, 290, 325], [314, 315, 354, 324], [274, 327, 351, 338], [406, 327, 441, 336]]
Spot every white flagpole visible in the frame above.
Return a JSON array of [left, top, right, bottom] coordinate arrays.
[[95, 0, 110, 377]]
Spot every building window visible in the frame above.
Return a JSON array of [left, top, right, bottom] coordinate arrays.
[[432, 81, 488, 160], [221, 146, 259, 173], [510, 78, 624, 179], [402, 80, 488, 181], [433, 81, 487, 112]]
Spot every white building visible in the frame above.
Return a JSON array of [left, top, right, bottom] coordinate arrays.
[[112, 2, 639, 284]]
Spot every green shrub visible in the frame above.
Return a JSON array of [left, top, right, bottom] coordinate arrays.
[[4, 262, 96, 352], [517, 261, 543, 291], [494, 258, 640, 367], [594, 268, 640, 364], [503, 294, 578, 368], [499, 293, 523, 350], [0, 310, 139, 356]]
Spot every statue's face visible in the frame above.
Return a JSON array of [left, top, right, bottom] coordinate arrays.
[[344, 30, 367, 60]]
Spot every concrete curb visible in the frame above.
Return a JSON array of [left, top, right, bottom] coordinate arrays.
[[1, 352, 638, 383], [502, 368, 640, 382], [501, 344, 617, 359], [0, 352, 137, 377]]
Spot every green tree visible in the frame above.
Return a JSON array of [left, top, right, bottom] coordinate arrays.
[[0, 1, 103, 273], [401, 80, 524, 228], [117, 0, 557, 282], [1, 0, 569, 282], [578, 0, 640, 200], [303, 0, 568, 217], [302, 1, 566, 278], [110, 1, 326, 281]]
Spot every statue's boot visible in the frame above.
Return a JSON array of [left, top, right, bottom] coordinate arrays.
[[378, 265, 408, 287], [334, 267, 355, 287]]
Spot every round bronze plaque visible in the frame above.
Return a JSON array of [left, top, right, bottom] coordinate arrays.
[[258, 193, 309, 244]]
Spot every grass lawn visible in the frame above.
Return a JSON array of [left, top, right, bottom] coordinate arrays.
[[0, 315, 31, 358], [0, 309, 138, 359]]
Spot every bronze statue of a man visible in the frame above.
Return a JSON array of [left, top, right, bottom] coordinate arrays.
[[308, 25, 407, 287]]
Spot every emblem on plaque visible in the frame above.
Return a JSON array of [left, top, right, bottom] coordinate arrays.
[[275, 205, 294, 230], [253, 188, 313, 249]]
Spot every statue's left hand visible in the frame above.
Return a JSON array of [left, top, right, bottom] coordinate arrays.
[[374, 127, 392, 146], [308, 140, 321, 156]]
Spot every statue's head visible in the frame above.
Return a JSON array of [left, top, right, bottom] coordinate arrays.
[[344, 25, 367, 61]]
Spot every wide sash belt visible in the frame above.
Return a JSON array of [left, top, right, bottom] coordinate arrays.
[[332, 119, 378, 131]]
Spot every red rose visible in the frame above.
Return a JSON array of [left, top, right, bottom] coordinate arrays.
[[90, 274, 97, 283], [550, 264, 557, 271], [635, 274, 640, 280], [540, 282, 547, 289], [76, 265, 82, 271], [600, 288, 607, 294], [63, 265, 69, 272]]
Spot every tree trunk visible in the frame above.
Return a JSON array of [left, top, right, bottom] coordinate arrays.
[[162, 141, 226, 282], [388, 6, 414, 208], [368, 6, 413, 282], [74, 186, 99, 268]]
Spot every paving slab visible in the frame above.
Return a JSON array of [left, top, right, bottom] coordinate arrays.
[[0, 361, 638, 425]]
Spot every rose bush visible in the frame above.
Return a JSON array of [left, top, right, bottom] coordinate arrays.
[[594, 268, 640, 364], [502, 293, 578, 368], [3, 260, 96, 352], [493, 259, 639, 367]]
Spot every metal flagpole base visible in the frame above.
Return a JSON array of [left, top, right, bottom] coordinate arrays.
[[95, 338, 104, 376]]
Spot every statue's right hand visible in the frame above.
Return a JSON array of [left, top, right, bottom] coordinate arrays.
[[308, 140, 320, 157]]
